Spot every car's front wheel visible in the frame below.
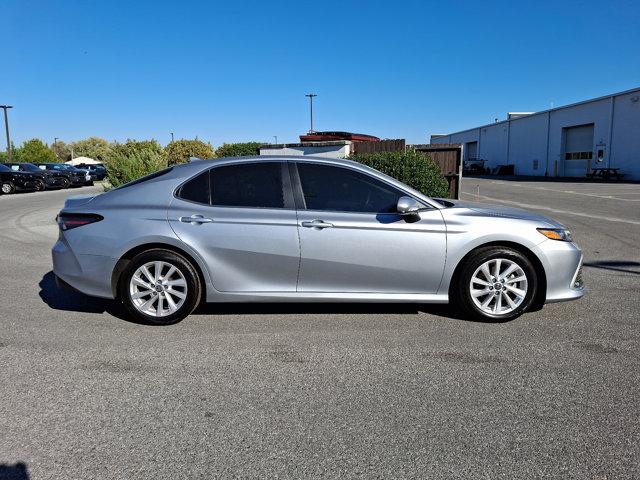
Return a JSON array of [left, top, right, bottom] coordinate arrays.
[[455, 247, 538, 322], [118, 249, 201, 325], [35, 179, 46, 191]]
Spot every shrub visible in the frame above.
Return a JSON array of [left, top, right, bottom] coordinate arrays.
[[214, 142, 263, 158], [104, 148, 168, 189], [111, 139, 167, 161], [348, 149, 450, 198], [165, 139, 213, 165]]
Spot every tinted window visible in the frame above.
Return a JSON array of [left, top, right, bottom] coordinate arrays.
[[211, 163, 284, 208], [178, 171, 210, 204], [0, 164, 11, 172], [297, 163, 404, 213]]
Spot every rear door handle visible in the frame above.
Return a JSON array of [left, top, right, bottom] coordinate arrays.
[[179, 214, 213, 224], [301, 220, 334, 229]]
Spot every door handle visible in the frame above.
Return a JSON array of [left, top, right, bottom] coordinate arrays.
[[301, 220, 334, 229], [179, 214, 213, 224]]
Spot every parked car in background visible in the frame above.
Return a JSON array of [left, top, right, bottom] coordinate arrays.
[[53, 156, 584, 325], [0, 163, 40, 194], [4, 162, 69, 190], [76, 163, 107, 181], [38, 163, 90, 187]]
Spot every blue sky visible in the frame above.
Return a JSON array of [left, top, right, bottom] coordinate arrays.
[[4, 0, 640, 147]]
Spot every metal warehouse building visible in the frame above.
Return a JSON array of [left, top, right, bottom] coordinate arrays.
[[430, 87, 640, 180]]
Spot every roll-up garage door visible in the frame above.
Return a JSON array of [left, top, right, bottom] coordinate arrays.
[[563, 124, 594, 177]]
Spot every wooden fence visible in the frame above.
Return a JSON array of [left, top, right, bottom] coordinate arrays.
[[412, 144, 463, 199], [352, 139, 405, 155]]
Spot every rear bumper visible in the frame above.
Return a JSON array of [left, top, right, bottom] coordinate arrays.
[[52, 236, 116, 299], [532, 240, 585, 304]]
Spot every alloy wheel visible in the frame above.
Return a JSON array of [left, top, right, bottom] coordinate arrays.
[[469, 258, 528, 316], [129, 261, 188, 317]]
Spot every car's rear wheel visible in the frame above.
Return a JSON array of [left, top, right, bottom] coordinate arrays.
[[455, 247, 537, 322], [118, 249, 201, 325], [35, 179, 46, 191], [60, 177, 70, 189], [1, 181, 15, 194]]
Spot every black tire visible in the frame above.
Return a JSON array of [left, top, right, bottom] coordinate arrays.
[[453, 246, 538, 322], [1, 181, 15, 195], [60, 177, 70, 189], [35, 179, 46, 191], [118, 249, 201, 325]]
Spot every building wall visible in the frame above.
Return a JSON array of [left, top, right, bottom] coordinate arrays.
[[432, 88, 640, 180], [508, 112, 548, 176], [259, 143, 351, 159], [610, 90, 640, 177]]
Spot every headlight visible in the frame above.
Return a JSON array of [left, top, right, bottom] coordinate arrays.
[[537, 228, 573, 242]]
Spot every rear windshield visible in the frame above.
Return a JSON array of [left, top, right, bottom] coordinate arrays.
[[114, 167, 174, 190]]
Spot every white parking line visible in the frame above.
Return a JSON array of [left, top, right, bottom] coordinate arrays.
[[460, 192, 640, 226]]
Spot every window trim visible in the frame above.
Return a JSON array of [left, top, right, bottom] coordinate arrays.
[[289, 161, 431, 215], [173, 161, 295, 210]]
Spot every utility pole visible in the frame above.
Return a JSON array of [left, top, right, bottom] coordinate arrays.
[[170, 132, 174, 143], [273, 135, 278, 144], [305, 93, 317, 133], [0, 105, 13, 162]]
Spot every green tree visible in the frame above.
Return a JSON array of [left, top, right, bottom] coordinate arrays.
[[165, 139, 213, 166], [16, 138, 57, 164], [110, 139, 167, 161], [214, 141, 263, 158], [348, 149, 450, 198], [52, 140, 72, 161], [70, 136, 111, 162], [0, 142, 18, 162]]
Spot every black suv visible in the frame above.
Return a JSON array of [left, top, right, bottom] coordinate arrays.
[[38, 163, 88, 187], [0, 163, 40, 194], [76, 163, 106, 181], [4, 162, 70, 189]]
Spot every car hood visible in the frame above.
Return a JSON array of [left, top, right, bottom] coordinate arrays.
[[439, 199, 565, 228]]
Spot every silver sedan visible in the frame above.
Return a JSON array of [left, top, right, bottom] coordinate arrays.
[[52, 156, 584, 324]]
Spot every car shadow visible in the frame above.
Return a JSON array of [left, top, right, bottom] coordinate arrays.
[[583, 260, 640, 275], [0, 462, 30, 480], [38, 271, 138, 323], [39, 271, 481, 324]]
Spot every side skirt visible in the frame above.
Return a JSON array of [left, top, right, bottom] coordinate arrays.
[[205, 290, 449, 304]]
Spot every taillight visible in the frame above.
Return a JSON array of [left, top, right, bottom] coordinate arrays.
[[56, 213, 103, 231]]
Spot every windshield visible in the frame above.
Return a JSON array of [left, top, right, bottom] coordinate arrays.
[[0, 164, 11, 172], [20, 163, 40, 172]]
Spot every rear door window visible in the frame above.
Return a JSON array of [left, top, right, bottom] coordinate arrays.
[[210, 163, 285, 208]]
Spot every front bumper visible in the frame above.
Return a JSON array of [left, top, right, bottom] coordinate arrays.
[[45, 177, 66, 188], [15, 179, 37, 191], [532, 240, 585, 303]]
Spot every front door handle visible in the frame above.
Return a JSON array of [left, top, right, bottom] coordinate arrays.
[[179, 214, 213, 224], [301, 220, 334, 229]]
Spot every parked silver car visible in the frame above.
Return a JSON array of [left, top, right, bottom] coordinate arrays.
[[52, 156, 584, 324]]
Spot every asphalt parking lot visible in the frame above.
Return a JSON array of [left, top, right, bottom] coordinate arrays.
[[1, 179, 639, 479]]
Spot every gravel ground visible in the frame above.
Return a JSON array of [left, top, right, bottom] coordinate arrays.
[[0, 178, 638, 479]]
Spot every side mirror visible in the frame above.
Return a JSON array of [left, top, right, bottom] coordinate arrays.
[[397, 196, 424, 216]]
